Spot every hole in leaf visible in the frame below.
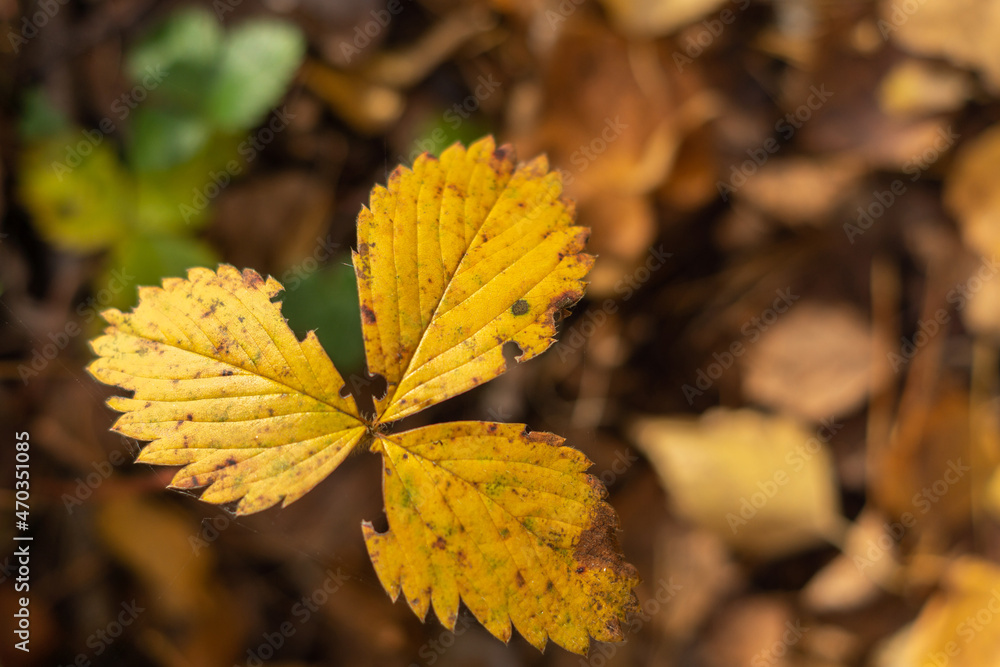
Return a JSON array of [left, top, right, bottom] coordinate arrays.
[[501, 340, 523, 367]]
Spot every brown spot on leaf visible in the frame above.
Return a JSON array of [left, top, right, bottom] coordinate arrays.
[[511, 299, 529, 316], [573, 502, 638, 585], [433, 537, 446, 549], [361, 305, 377, 324], [244, 271, 264, 289]]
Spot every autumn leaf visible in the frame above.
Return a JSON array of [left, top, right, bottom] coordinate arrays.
[[88, 265, 366, 515], [354, 136, 594, 421], [88, 137, 637, 654], [364, 421, 636, 653]]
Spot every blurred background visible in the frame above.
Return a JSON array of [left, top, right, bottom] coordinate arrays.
[[2, 0, 1000, 665]]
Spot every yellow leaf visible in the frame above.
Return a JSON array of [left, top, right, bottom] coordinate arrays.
[[631, 408, 846, 558], [88, 138, 637, 654], [88, 265, 366, 515], [362, 421, 637, 653], [875, 557, 1000, 667], [19, 132, 131, 253], [354, 136, 594, 422]]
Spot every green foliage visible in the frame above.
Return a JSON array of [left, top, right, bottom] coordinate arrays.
[[280, 261, 366, 376], [17, 7, 306, 310]]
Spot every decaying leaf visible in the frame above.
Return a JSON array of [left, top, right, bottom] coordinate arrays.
[[88, 137, 636, 654], [874, 557, 1000, 667], [882, 0, 1000, 93], [742, 303, 891, 422], [631, 409, 846, 558], [944, 124, 1000, 260], [598, 0, 729, 37]]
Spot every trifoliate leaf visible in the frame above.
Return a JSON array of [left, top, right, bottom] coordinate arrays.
[[89, 137, 637, 654], [363, 421, 637, 653], [88, 265, 365, 515], [355, 136, 593, 421]]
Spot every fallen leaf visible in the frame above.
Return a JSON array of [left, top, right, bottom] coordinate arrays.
[[742, 303, 891, 422], [736, 156, 863, 226], [882, 0, 1000, 93], [944, 124, 1000, 260], [631, 409, 845, 558], [598, 0, 729, 36], [878, 59, 971, 118], [873, 557, 1000, 667]]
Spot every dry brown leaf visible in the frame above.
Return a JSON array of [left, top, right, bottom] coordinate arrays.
[[944, 124, 1000, 259], [803, 509, 902, 613], [742, 303, 891, 422], [874, 557, 1000, 667], [598, 0, 730, 37], [631, 409, 846, 558], [878, 59, 972, 118], [882, 0, 1000, 92], [737, 156, 863, 226], [872, 387, 975, 539]]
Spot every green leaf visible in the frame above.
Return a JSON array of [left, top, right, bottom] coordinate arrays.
[[280, 261, 366, 377], [205, 20, 305, 131], [19, 88, 69, 140], [128, 7, 222, 81], [129, 108, 211, 172], [133, 133, 242, 233], [103, 233, 219, 311]]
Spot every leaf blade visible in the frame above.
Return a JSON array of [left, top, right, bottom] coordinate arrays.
[[355, 136, 592, 422], [363, 421, 638, 654], [88, 264, 366, 514]]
